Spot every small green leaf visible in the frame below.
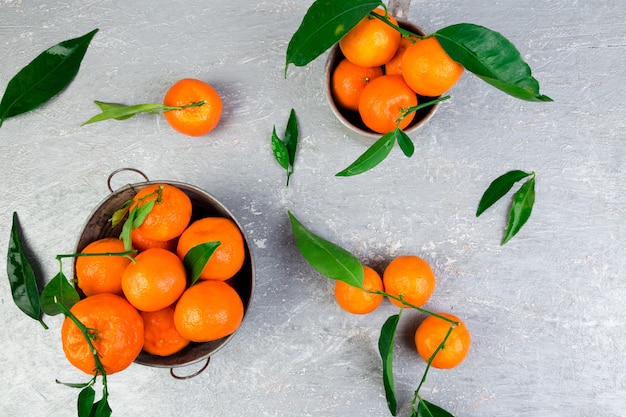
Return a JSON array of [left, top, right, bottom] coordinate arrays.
[[0, 29, 98, 127], [395, 128, 414, 157], [109, 200, 132, 228], [56, 380, 92, 389], [132, 198, 156, 229], [40, 272, 80, 316], [286, 0, 382, 73], [288, 211, 364, 288], [183, 241, 221, 285], [336, 131, 396, 177], [434, 24, 551, 102], [379, 314, 400, 416], [284, 108, 299, 166], [78, 386, 96, 417], [271, 127, 290, 170], [91, 397, 112, 417], [93, 101, 137, 120], [417, 399, 455, 417], [7, 212, 46, 328], [83, 102, 169, 125], [476, 170, 531, 217], [502, 176, 535, 245]]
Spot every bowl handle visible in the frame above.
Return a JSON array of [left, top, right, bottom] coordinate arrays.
[[107, 167, 150, 193], [388, 0, 411, 19], [169, 357, 211, 380]]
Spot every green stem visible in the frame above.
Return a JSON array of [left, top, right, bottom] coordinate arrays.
[[56, 250, 137, 262], [369, 11, 424, 40], [370, 289, 459, 326], [397, 95, 451, 126], [38, 319, 49, 330], [160, 100, 206, 114]]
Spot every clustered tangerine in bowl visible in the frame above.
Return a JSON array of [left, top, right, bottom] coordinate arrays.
[[69, 180, 253, 372]]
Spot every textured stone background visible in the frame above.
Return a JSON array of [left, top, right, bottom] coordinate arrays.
[[0, 1, 624, 416]]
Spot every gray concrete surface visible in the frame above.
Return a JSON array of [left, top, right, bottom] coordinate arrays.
[[1, 1, 624, 416]]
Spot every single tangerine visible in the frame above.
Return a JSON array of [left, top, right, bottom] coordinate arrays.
[[121, 247, 187, 312], [130, 183, 192, 242], [174, 280, 244, 343], [358, 74, 418, 133], [140, 305, 190, 357], [75, 237, 132, 297], [334, 265, 384, 314], [163, 78, 223, 136], [401, 37, 464, 97], [415, 312, 471, 369], [339, 8, 401, 68], [61, 293, 144, 375], [382, 255, 435, 308], [331, 58, 383, 112]]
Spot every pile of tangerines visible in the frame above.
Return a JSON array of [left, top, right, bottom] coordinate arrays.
[[334, 255, 470, 369], [62, 183, 246, 375], [331, 8, 463, 134]]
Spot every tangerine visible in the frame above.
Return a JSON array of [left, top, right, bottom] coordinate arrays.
[[382, 255, 435, 308], [384, 36, 416, 76], [61, 293, 144, 375], [140, 306, 190, 357], [334, 265, 384, 314], [414, 312, 471, 369], [176, 217, 245, 281], [358, 74, 418, 133], [131, 227, 177, 253], [121, 248, 187, 312], [163, 78, 223, 136], [331, 58, 383, 112], [174, 280, 244, 342], [75, 237, 132, 297], [401, 37, 464, 97], [339, 8, 401, 67], [130, 183, 192, 242]]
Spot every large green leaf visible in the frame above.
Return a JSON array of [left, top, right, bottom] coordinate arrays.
[[0, 29, 98, 126], [434, 24, 551, 102], [476, 170, 531, 217], [417, 399, 455, 417], [379, 314, 400, 416], [335, 131, 396, 177], [285, 0, 382, 73], [288, 211, 364, 288]]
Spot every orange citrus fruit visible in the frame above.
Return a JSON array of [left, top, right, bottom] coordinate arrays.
[[163, 78, 223, 136], [358, 74, 418, 133], [339, 8, 401, 67], [174, 280, 244, 342], [415, 312, 471, 369], [121, 247, 187, 312], [131, 227, 177, 252], [140, 306, 190, 357], [401, 37, 464, 97], [334, 265, 384, 314], [61, 293, 144, 375], [176, 217, 245, 281], [75, 237, 132, 297], [331, 58, 383, 112], [130, 183, 192, 242], [384, 36, 416, 76], [382, 255, 435, 308]]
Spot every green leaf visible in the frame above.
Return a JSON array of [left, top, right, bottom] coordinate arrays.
[[7, 212, 46, 328], [395, 128, 414, 157], [288, 211, 364, 288], [417, 399, 455, 417], [82, 102, 170, 125], [40, 272, 80, 316], [183, 241, 221, 285], [109, 199, 132, 228], [284, 108, 299, 166], [78, 386, 96, 417], [285, 0, 382, 73], [476, 170, 531, 217], [502, 176, 535, 245], [335, 131, 396, 177], [132, 198, 156, 229], [91, 397, 112, 417], [271, 127, 290, 170], [0, 29, 98, 127], [379, 314, 400, 416], [434, 24, 552, 102], [56, 380, 92, 389]]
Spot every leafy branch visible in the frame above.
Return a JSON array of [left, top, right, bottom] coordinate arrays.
[[288, 210, 459, 416], [82, 100, 206, 126], [271, 108, 299, 187], [476, 170, 536, 245]]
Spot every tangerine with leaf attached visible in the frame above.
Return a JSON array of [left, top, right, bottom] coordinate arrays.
[[415, 312, 471, 369]]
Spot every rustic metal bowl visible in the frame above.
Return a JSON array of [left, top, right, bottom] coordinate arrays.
[[74, 172, 254, 378], [324, 19, 440, 142]]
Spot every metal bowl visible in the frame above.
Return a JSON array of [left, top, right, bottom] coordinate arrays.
[[74, 176, 254, 376], [324, 19, 440, 141]]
